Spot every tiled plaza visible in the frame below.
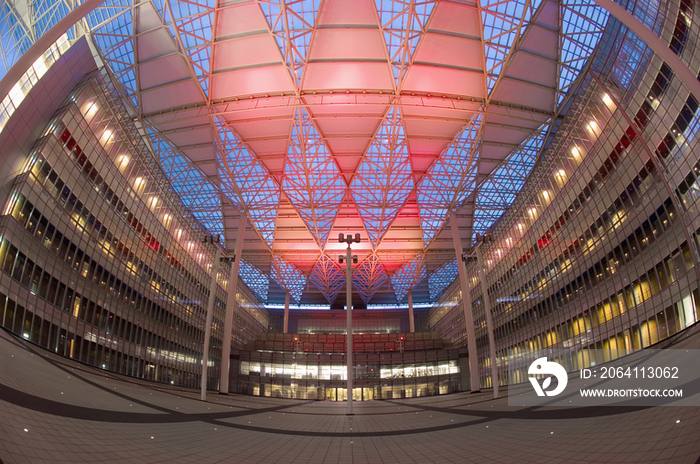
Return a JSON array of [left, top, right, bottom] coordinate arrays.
[[2, 327, 700, 464]]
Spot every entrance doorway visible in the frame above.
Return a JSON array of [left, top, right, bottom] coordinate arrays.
[[325, 387, 374, 401]]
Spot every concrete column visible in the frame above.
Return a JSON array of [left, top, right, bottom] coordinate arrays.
[[283, 291, 290, 334], [201, 246, 221, 401], [449, 211, 480, 392], [476, 245, 499, 399], [407, 291, 415, 333], [219, 218, 246, 394]]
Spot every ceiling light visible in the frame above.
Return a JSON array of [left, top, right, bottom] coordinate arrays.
[[83, 102, 98, 117], [117, 155, 129, 168], [602, 93, 616, 111], [571, 146, 582, 161], [586, 120, 601, 137]]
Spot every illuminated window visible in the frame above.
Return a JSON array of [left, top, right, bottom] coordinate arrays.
[[571, 146, 584, 162], [133, 177, 146, 194], [100, 129, 113, 145], [554, 169, 567, 187], [602, 93, 617, 112], [586, 120, 601, 138], [116, 154, 129, 172]]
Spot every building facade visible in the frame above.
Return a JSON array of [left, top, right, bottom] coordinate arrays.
[[0, 63, 268, 389], [0, 0, 700, 397], [430, 0, 700, 388], [235, 332, 460, 400]]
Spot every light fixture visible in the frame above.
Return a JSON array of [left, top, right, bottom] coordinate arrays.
[[586, 120, 601, 137], [602, 93, 616, 111], [83, 102, 98, 118], [337, 232, 361, 416], [571, 146, 584, 162], [134, 177, 146, 193], [117, 154, 129, 170], [101, 129, 113, 144]]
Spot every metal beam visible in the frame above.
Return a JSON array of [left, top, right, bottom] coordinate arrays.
[[0, 0, 108, 100]]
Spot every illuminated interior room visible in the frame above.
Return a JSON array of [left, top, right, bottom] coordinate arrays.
[[1, 0, 700, 462]]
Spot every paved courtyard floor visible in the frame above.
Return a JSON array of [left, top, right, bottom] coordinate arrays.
[[1, 327, 700, 464]]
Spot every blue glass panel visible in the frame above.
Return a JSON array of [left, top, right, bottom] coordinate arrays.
[[352, 107, 413, 247], [609, 29, 651, 90], [559, 1, 609, 102], [390, 254, 426, 303], [271, 254, 306, 302], [428, 258, 458, 301], [147, 128, 224, 235], [417, 118, 480, 245], [309, 255, 345, 303], [90, 7, 137, 97], [0, 4, 32, 80], [168, 0, 214, 97], [482, 0, 539, 93], [260, 0, 319, 85], [239, 260, 269, 302], [473, 122, 546, 241], [216, 119, 279, 247], [33, 0, 73, 38], [283, 107, 344, 245], [375, 0, 434, 87], [352, 254, 388, 304]]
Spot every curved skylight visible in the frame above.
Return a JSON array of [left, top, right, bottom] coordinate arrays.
[[0, 0, 614, 305]]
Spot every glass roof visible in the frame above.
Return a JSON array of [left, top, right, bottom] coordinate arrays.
[[0, 0, 613, 305]]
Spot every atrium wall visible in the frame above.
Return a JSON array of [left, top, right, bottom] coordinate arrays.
[[4, 0, 700, 397], [235, 332, 460, 400], [430, 0, 700, 389], [267, 307, 429, 334], [0, 46, 268, 389]]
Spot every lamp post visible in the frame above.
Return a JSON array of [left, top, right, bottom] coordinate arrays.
[[338, 232, 360, 415]]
